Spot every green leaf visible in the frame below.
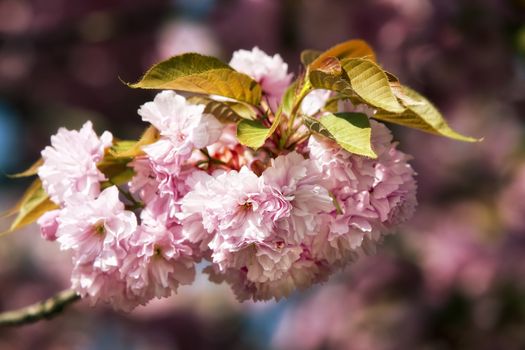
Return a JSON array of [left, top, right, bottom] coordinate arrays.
[[310, 39, 377, 70], [101, 133, 147, 187], [281, 81, 299, 115], [188, 96, 246, 123], [1, 179, 58, 236], [110, 126, 159, 159], [127, 53, 262, 105], [374, 86, 480, 142], [110, 141, 137, 155], [99, 143, 137, 187], [9, 191, 57, 232], [324, 98, 340, 113], [303, 115, 332, 138], [1, 179, 41, 218], [8, 158, 43, 178], [99, 160, 135, 187], [307, 112, 377, 158], [342, 58, 405, 113], [226, 102, 257, 120], [307, 56, 356, 98], [329, 192, 343, 215], [236, 119, 270, 149], [308, 69, 354, 96], [237, 88, 291, 148]]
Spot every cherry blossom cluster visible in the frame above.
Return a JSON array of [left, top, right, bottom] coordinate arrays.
[[35, 47, 417, 310]]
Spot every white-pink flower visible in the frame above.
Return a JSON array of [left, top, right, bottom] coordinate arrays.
[[262, 151, 334, 243], [206, 255, 329, 302], [57, 186, 136, 265], [138, 91, 223, 173], [179, 167, 271, 247], [229, 47, 293, 110], [129, 156, 196, 225], [56, 186, 139, 309], [121, 203, 196, 304], [307, 120, 417, 264], [37, 209, 60, 241], [70, 264, 134, 311], [38, 121, 112, 204], [206, 124, 255, 171], [179, 152, 334, 301], [301, 89, 332, 116]]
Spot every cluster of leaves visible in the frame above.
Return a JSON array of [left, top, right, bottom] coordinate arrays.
[[1, 39, 478, 236]]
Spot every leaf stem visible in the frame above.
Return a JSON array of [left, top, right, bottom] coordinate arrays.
[[286, 132, 312, 150], [200, 148, 211, 158], [0, 289, 80, 327], [280, 80, 312, 149], [198, 148, 227, 169]]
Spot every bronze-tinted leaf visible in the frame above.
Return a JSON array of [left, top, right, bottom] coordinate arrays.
[[374, 86, 480, 142], [308, 70, 354, 96], [310, 39, 376, 70], [127, 53, 262, 105], [8, 158, 43, 178], [188, 96, 246, 123], [1, 179, 58, 236]]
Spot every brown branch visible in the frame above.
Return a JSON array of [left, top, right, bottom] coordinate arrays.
[[0, 289, 80, 327]]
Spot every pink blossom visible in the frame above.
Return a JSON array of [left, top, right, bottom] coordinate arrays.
[[121, 203, 196, 304], [129, 156, 196, 223], [305, 214, 360, 268], [205, 255, 329, 302], [128, 157, 160, 205], [206, 124, 254, 171], [229, 47, 292, 110], [179, 152, 333, 301], [38, 121, 112, 204], [307, 120, 417, 264], [179, 167, 270, 246], [30, 64, 422, 309], [37, 209, 60, 241], [138, 91, 223, 173], [56, 186, 139, 309], [57, 186, 136, 264], [70, 264, 134, 311], [262, 151, 334, 243]]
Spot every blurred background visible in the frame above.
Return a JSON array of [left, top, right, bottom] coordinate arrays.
[[0, 0, 524, 349]]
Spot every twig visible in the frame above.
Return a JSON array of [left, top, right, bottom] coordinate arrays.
[[0, 289, 80, 327]]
